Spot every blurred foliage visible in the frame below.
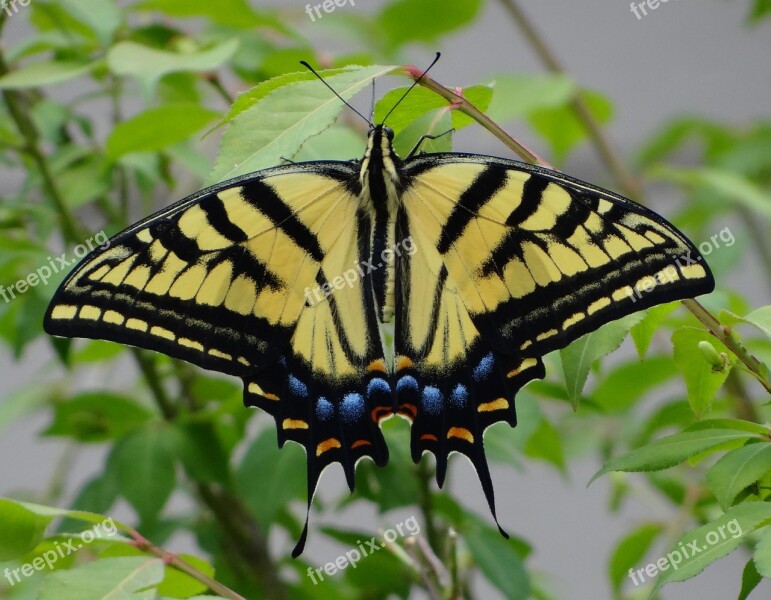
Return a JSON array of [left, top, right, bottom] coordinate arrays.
[[0, 1, 770, 599]]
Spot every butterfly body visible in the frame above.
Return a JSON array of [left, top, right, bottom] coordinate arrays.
[[45, 123, 714, 556]]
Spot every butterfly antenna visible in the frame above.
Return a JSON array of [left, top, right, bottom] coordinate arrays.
[[380, 51, 441, 126], [300, 60, 373, 128]]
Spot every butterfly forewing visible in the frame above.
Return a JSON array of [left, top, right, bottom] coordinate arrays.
[[400, 155, 714, 360], [44, 163, 393, 551]]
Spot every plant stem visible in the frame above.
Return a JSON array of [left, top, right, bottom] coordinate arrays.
[[402, 64, 550, 168], [682, 299, 771, 394], [130, 529, 247, 600], [416, 460, 441, 553], [0, 52, 85, 242]]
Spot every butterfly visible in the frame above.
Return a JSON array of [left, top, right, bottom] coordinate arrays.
[[44, 72, 715, 557]]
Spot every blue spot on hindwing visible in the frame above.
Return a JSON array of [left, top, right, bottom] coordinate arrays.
[[450, 383, 469, 408], [288, 374, 308, 398], [341, 393, 365, 424], [421, 386, 443, 416], [396, 375, 419, 395], [315, 397, 333, 422], [472, 352, 495, 382], [367, 377, 391, 398]]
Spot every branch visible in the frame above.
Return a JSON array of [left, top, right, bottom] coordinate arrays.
[[0, 51, 85, 242], [130, 529, 246, 600]]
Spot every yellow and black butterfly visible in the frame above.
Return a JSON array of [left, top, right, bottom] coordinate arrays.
[[44, 68, 714, 556]]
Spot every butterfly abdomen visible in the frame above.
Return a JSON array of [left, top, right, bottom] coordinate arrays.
[[360, 126, 404, 323]]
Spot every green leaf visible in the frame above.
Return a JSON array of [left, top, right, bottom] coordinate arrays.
[[684, 419, 771, 436], [110, 425, 177, 522], [753, 526, 771, 579], [0, 381, 50, 434], [0, 60, 96, 89], [560, 313, 645, 408], [208, 64, 396, 183], [707, 443, 771, 510], [592, 356, 678, 413], [38, 556, 164, 600], [235, 426, 305, 530], [292, 124, 365, 162], [485, 74, 575, 123], [173, 422, 230, 485], [57, 155, 112, 208], [106, 104, 220, 159], [721, 306, 771, 340], [630, 302, 679, 358], [373, 84, 492, 136], [528, 89, 613, 162], [608, 523, 663, 594], [378, 0, 482, 48], [156, 553, 212, 598], [749, 0, 771, 23], [464, 526, 530, 600], [133, 0, 265, 28], [652, 502, 771, 592], [484, 391, 540, 465], [392, 109, 454, 157], [523, 417, 565, 471], [57, 472, 120, 534], [651, 166, 771, 219], [590, 429, 759, 484], [107, 39, 239, 92], [636, 117, 732, 167], [44, 392, 154, 442], [672, 327, 733, 417], [739, 558, 763, 600], [58, 0, 122, 44], [4, 499, 129, 532], [72, 339, 126, 363], [0, 498, 53, 560]]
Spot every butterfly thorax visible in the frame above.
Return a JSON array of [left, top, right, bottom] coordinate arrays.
[[358, 125, 402, 323]]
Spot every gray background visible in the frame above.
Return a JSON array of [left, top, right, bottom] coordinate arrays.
[[1, 1, 770, 598]]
